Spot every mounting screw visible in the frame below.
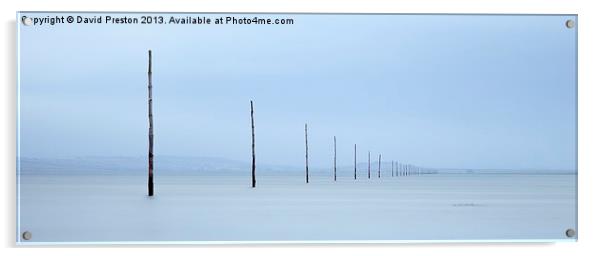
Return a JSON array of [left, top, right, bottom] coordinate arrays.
[[565, 19, 575, 29], [22, 231, 32, 240], [22, 16, 33, 26], [565, 228, 576, 238]]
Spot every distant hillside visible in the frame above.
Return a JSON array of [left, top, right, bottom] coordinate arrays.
[[18, 156, 346, 175], [17, 156, 573, 175]]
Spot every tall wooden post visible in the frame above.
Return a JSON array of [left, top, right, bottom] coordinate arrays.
[[147, 50, 154, 197], [391, 160, 394, 177], [378, 154, 381, 178], [333, 136, 337, 181], [250, 100, 256, 188], [368, 151, 371, 179], [305, 123, 309, 183], [354, 144, 357, 180]]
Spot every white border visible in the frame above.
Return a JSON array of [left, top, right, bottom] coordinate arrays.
[[2, 1, 602, 256]]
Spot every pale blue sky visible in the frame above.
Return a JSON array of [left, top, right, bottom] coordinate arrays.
[[18, 13, 577, 170]]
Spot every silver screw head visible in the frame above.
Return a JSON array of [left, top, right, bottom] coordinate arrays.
[[22, 231, 32, 240], [565, 19, 575, 29], [22, 16, 33, 26], [565, 228, 576, 238]]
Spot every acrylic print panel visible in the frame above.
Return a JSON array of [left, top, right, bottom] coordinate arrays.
[[16, 12, 577, 244]]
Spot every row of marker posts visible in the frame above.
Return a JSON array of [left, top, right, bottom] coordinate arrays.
[[248, 101, 424, 187], [147, 49, 423, 193]]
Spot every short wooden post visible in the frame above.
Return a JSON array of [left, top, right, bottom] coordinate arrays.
[[250, 100, 256, 188], [305, 123, 309, 183]]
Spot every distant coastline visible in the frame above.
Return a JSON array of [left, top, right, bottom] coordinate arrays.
[[17, 156, 575, 175]]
